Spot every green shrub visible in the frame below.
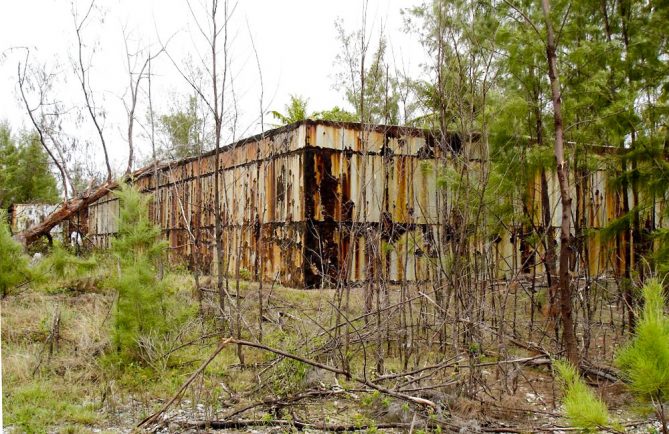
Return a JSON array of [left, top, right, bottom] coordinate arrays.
[[616, 279, 669, 432], [109, 184, 169, 365], [0, 210, 29, 297], [32, 243, 99, 292], [39, 243, 97, 279], [554, 359, 616, 432]]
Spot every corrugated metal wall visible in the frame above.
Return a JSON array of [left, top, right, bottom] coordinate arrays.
[[85, 120, 663, 288]]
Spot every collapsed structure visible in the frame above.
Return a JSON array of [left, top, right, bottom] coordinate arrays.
[[9, 203, 65, 239], [84, 120, 664, 288]]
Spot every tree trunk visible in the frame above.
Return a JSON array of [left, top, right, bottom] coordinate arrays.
[[16, 179, 117, 246], [541, 0, 579, 365]]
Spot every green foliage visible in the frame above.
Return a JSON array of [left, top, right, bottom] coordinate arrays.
[[405, 0, 499, 132], [4, 381, 98, 433], [554, 360, 616, 432], [30, 243, 102, 295], [112, 184, 166, 262], [361, 390, 390, 410], [0, 210, 29, 297], [312, 106, 358, 123], [0, 123, 59, 208], [616, 279, 669, 419], [109, 184, 169, 365], [271, 96, 358, 125], [271, 94, 309, 125], [273, 357, 308, 395], [159, 95, 203, 159], [33, 243, 97, 281]]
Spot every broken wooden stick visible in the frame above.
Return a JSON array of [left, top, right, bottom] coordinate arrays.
[[137, 335, 437, 430], [137, 337, 233, 428]]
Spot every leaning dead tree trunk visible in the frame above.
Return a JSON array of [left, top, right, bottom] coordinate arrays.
[[541, 0, 578, 365], [15, 179, 117, 246], [15, 163, 158, 246]]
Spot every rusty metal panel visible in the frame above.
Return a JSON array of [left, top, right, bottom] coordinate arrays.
[[584, 169, 608, 229], [262, 154, 302, 224], [385, 228, 437, 282], [258, 125, 305, 159], [349, 154, 384, 223], [311, 123, 385, 153], [86, 195, 119, 248], [304, 222, 441, 285], [387, 131, 428, 156], [259, 223, 305, 287], [411, 159, 440, 224], [386, 156, 410, 223], [82, 120, 609, 287]]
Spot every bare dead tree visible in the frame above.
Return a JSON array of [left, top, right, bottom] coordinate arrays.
[[17, 49, 73, 201], [71, 0, 112, 181], [248, 23, 267, 343], [121, 28, 163, 175], [540, 0, 578, 364], [14, 4, 168, 244]]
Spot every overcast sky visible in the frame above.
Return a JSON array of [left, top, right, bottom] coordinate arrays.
[[0, 0, 425, 175]]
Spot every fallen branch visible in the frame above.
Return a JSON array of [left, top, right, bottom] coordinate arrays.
[[224, 389, 349, 420], [580, 362, 620, 383], [225, 338, 437, 409], [180, 419, 430, 431], [181, 417, 531, 433], [16, 163, 160, 246], [137, 335, 437, 430], [16, 180, 117, 245], [137, 337, 233, 428]]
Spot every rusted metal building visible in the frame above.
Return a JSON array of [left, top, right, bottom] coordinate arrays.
[[88, 121, 448, 287], [85, 120, 666, 288]]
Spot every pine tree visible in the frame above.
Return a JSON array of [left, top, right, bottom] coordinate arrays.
[[554, 360, 618, 432], [0, 124, 59, 208], [0, 210, 29, 298], [616, 279, 669, 434], [110, 184, 168, 364]]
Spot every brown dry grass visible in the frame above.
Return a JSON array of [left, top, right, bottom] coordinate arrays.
[[1, 269, 642, 433]]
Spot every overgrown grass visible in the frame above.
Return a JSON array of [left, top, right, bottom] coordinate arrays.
[[0, 236, 645, 433], [5, 380, 98, 433], [1, 266, 211, 432]]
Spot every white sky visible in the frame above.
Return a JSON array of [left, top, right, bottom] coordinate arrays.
[[0, 0, 425, 176]]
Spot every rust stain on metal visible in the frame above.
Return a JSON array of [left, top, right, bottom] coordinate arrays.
[[83, 120, 648, 288]]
